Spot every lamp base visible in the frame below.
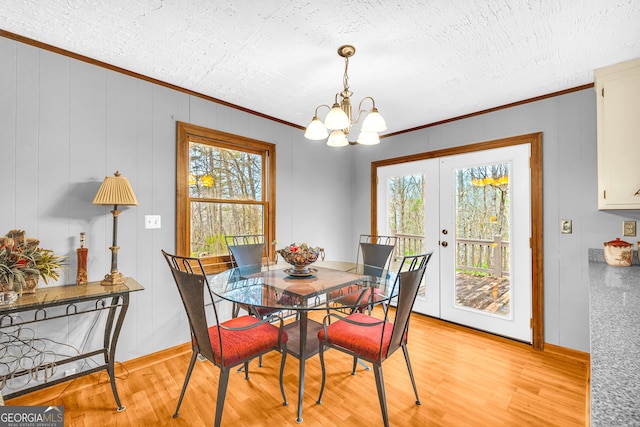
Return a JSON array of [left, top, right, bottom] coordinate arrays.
[[100, 271, 127, 286]]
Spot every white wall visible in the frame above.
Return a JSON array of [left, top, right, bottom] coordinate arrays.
[[1, 36, 633, 367]]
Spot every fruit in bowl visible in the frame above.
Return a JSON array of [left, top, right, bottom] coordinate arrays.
[[276, 242, 324, 275]]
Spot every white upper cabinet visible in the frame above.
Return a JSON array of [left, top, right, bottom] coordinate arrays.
[[595, 57, 640, 209]]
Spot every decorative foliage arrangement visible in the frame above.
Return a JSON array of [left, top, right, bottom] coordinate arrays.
[[0, 230, 66, 295], [275, 242, 323, 267]]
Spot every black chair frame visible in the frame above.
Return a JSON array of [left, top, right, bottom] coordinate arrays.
[[161, 250, 288, 426], [317, 252, 433, 427]]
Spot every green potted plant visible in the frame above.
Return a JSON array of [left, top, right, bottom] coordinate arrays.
[[0, 230, 66, 296]]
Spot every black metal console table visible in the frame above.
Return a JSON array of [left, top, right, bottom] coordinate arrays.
[[0, 277, 144, 410]]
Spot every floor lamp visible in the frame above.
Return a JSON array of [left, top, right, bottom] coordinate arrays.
[[93, 171, 138, 286]]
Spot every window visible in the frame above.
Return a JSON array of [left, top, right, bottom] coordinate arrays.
[[176, 122, 276, 272]]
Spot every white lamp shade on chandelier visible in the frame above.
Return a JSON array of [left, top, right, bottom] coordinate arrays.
[[304, 45, 387, 147]]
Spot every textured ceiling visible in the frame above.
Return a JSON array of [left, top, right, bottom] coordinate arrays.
[[2, 0, 640, 136]]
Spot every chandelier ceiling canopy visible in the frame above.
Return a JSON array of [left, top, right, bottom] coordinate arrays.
[[304, 45, 387, 147]]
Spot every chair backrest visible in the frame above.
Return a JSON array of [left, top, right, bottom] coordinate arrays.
[[357, 234, 398, 278], [161, 250, 219, 364], [383, 252, 433, 357], [225, 234, 267, 275]]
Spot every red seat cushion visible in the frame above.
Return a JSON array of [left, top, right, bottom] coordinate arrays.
[[318, 312, 393, 361], [207, 315, 288, 366], [333, 287, 386, 309]]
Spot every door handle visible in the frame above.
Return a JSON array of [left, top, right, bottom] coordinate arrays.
[[441, 241, 448, 247]]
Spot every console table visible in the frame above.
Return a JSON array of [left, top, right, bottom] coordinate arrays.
[[0, 277, 144, 410]]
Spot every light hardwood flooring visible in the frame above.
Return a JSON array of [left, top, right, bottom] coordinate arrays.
[[6, 310, 589, 426]]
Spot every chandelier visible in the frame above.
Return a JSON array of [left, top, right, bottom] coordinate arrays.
[[304, 45, 387, 147]]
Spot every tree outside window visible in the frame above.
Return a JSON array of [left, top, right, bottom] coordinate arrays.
[[176, 122, 276, 272]]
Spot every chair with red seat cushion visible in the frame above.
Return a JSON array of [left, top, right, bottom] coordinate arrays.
[[332, 234, 398, 314], [316, 252, 433, 427], [161, 250, 288, 427], [225, 234, 275, 318], [225, 234, 279, 368]]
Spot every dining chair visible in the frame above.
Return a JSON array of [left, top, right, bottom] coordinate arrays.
[[226, 234, 283, 369], [225, 234, 270, 318], [332, 234, 398, 315], [316, 252, 433, 427], [161, 250, 288, 427]]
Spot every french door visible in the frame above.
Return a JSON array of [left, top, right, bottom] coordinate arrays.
[[376, 143, 532, 342]]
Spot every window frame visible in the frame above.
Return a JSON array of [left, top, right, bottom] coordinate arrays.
[[176, 121, 276, 273]]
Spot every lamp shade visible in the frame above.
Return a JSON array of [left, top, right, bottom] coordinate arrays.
[[327, 130, 348, 147], [360, 108, 387, 133], [356, 131, 380, 145], [304, 117, 329, 140], [324, 103, 350, 130], [93, 171, 139, 206]]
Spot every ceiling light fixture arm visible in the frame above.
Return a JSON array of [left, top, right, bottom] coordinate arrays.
[[351, 96, 377, 126]]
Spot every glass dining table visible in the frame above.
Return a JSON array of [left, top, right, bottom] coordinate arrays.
[[207, 264, 395, 423]]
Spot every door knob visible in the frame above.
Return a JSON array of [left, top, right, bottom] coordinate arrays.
[[442, 229, 448, 235], [441, 241, 448, 247]]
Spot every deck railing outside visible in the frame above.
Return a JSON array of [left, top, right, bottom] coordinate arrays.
[[393, 233, 510, 278]]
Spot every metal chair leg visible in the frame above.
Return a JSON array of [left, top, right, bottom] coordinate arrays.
[[316, 343, 327, 404], [214, 369, 230, 427], [372, 363, 389, 427], [243, 361, 250, 380], [279, 346, 288, 406], [173, 351, 198, 418], [355, 358, 370, 372], [402, 344, 421, 405]]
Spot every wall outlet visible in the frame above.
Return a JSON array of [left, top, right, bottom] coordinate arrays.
[[145, 215, 161, 229], [623, 220, 636, 237], [65, 368, 76, 377]]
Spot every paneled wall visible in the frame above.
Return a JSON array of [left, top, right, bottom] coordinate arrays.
[[0, 37, 355, 379], [1, 34, 631, 372]]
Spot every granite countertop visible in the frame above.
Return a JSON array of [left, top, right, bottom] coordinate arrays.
[[589, 249, 640, 426]]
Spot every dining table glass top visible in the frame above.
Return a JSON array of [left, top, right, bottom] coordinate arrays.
[[207, 265, 395, 311]]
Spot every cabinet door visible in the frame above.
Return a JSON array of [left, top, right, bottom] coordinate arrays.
[[596, 59, 640, 209]]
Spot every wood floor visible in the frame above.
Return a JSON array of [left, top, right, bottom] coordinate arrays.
[[6, 310, 589, 426]]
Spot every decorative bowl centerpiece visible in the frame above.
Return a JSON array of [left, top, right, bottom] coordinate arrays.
[[276, 242, 324, 276]]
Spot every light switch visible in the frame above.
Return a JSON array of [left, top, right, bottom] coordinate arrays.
[[145, 215, 161, 229], [561, 219, 572, 234]]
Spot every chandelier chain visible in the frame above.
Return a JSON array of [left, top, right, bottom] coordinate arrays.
[[343, 56, 350, 93]]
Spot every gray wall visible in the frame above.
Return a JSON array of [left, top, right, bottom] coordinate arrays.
[[354, 89, 640, 352], [0, 38, 355, 370], [1, 36, 634, 366]]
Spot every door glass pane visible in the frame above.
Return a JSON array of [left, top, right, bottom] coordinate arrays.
[[190, 202, 264, 257], [386, 174, 427, 296], [454, 163, 511, 316]]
